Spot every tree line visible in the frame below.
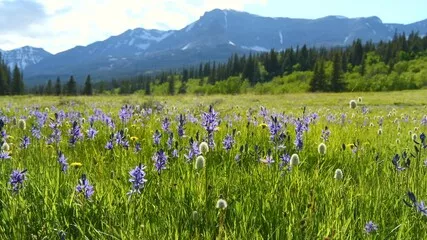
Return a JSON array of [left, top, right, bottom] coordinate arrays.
[[0, 54, 24, 95], [30, 31, 427, 95]]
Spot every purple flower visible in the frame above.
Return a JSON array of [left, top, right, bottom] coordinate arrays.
[[321, 127, 330, 142], [152, 150, 168, 174], [9, 169, 27, 193], [153, 130, 161, 145], [268, 116, 282, 141], [105, 140, 114, 150], [128, 164, 147, 195], [69, 121, 83, 145], [223, 134, 234, 151], [167, 133, 174, 149], [201, 105, 219, 135], [87, 127, 98, 139], [416, 201, 427, 216], [119, 105, 132, 124], [177, 114, 186, 137], [76, 174, 94, 199], [134, 142, 142, 153], [172, 149, 179, 158], [20, 136, 30, 149], [162, 117, 170, 132], [184, 138, 200, 162], [280, 153, 291, 171], [422, 115, 427, 126], [364, 221, 378, 234], [31, 126, 42, 140], [58, 151, 68, 172], [0, 151, 11, 160]]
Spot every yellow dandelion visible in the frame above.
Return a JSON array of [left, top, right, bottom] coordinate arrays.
[[130, 136, 139, 141], [70, 162, 83, 168], [347, 144, 355, 149]]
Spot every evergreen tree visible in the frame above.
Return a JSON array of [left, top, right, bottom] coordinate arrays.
[[55, 77, 62, 96], [12, 65, 23, 95], [167, 76, 175, 95], [45, 79, 53, 95], [330, 53, 345, 92], [144, 79, 151, 95], [67, 76, 77, 95], [84, 75, 93, 95]]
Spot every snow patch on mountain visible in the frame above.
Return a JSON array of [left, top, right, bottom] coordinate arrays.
[[228, 41, 236, 46], [242, 45, 269, 52], [185, 22, 195, 32], [279, 31, 283, 44], [181, 43, 191, 50]]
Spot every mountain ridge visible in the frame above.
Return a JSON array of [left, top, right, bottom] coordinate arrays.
[[2, 9, 425, 85]]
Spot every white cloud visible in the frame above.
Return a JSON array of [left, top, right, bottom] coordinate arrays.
[[0, 0, 267, 54]]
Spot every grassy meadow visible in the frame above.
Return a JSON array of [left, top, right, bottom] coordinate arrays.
[[1, 90, 427, 239]]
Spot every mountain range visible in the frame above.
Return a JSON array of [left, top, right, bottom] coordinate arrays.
[[1, 9, 427, 85]]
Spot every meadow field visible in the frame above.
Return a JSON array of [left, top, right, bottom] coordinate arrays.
[[1, 90, 427, 239]]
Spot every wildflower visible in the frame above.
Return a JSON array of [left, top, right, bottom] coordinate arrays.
[[162, 117, 170, 132], [134, 142, 142, 153], [199, 141, 209, 154], [75, 174, 94, 199], [261, 150, 274, 165], [0, 150, 11, 160], [185, 138, 200, 162], [57, 151, 68, 172], [9, 169, 27, 193], [364, 221, 378, 234], [70, 162, 82, 168], [258, 123, 268, 128], [128, 164, 147, 195], [130, 136, 139, 141], [20, 136, 30, 149], [216, 198, 228, 209], [321, 126, 330, 142], [105, 140, 113, 150], [201, 105, 219, 148], [318, 143, 327, 155], [195, 155, 205, 170], [334, 169, 343, 180], [153, 130, 161, 145], [349, 100, 357, 109], [377, 128, 382, 135], [396, 139, 401, 145], [280, 153, 291, 171], [87, 127, 98, 139], [18, 119, 26, 130], [31, 126, 42, 139], [69, 121, 83, 145], [153, 149, 168, 174], [119, 105, 132, 124], [404, 191, 427, 216], [358, 97, 363, 103], [222, 134, 234, 151], [290, 153, 300, 166], [268, 116, 282, 141], [177, 114, 186, 137]]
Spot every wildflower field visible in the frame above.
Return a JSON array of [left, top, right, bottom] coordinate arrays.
[[1, 90, 427, 239]]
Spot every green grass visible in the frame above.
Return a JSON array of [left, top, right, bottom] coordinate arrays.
[[0, 90, 427, 239]]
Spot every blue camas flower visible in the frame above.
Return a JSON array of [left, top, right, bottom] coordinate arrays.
[[9, 169, 27, 193], [153, 149, 168, 174], [76, 174, 94, 199], [57, 151, 68, 172], [128, 164, 147, 195]]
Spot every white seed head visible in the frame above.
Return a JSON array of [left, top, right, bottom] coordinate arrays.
[[377, 128, 382, 135], [195, 155, 205, 170], [44, 107, 50, 112], [414, 127, 419, 133], [396, 139, 401, 144], [412, 133, 417, 141], [358, 97, 362, 103], [216, 199, 228, 209], [349, 100, 357, 109], [1, 142, 10, 151], [192, 211, 198, 221], [369, 123, 374, 127], [199, 142, 209, 154], [290, 154, 300, 166], [334, 169, 343, 180], [318, 143, 327, 155], [18, 119, 26, 130]]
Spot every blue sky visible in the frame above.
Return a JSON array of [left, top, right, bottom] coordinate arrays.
[[0, 0, 426, 54]]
